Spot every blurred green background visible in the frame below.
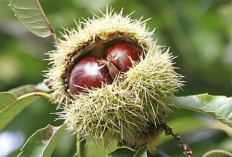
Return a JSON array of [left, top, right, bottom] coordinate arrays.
[[0, 0, 232, 156]]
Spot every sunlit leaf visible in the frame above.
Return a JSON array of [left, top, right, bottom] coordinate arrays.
[[8, 0, 54, 38], [9, 84, 38, 97], [107, 147, 147, 157], [0, 92, 53, 131], [172, 94, 232, 127], [17, 124, 66, 157], [9, 82, 51, 97]]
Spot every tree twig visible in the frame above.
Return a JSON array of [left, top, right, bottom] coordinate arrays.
[[161, 124, 192, 157]]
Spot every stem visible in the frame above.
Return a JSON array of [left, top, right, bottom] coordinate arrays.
[[147, 147, 171, 157], [160, 124, 192, 157], [35, 0, 58, 43], [133, 146, 142, 157], [147, 143, 156, 156], [74, 134, 82, 157], [202, 150, 232, 157], [51, 30, 59, 43], [18, 92, 56, 103]]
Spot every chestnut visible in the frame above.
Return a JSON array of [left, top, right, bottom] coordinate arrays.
[[69, 57, 112, 95], [69, 43, 142, 95], [105, 43, 142, 72]]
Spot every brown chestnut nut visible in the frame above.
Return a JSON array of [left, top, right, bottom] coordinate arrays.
[[105, 43, 142, 72], [69, 57, 112, 95]]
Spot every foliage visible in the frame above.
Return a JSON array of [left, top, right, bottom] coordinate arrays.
[[8, 0, 54, 38], [18, 124, 65, 157], [173, 94, 232, 127], [0, 0, 232, 157]]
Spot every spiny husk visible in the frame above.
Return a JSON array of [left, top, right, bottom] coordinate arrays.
[[46, 9, 153, 104], [46, 9, 183, 147], [61, 46, 182, 146]]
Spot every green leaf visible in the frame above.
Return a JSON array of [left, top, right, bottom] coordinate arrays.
[[8, 0, 54, 38], [9, 84, 38, 97], [172, 94, 232, 127], [0, 92, 17, 110], [9, 82, 51, 97], [18, 124, 66, 157], [107, 147, 147, 157], [84, 141, 117, 157], [0, 92, 53, 132]]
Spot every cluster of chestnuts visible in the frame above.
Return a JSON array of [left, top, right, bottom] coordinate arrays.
[[69, 43, 142, 95], [47, 11, 182, 147]]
